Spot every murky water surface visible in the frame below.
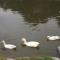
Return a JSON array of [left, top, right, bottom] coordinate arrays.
[[0, 0, 60, 58]]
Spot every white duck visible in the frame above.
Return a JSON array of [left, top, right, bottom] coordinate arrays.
[[47, 36, 60, 40], [1, 40, 16, 49], [21, 38, 40, 48]]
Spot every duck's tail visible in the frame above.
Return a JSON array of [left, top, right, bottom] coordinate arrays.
[[59, 36, 60, 39]]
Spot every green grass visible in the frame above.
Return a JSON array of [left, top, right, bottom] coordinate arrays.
[[0, 57, 6, 60], [42, 56, 53, 60], [0, 56, 54, 60], [16, 56, 53, 60]]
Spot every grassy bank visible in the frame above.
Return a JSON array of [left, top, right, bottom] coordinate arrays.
[[0, 56, 56, 60], [16, 56, 54, 60]]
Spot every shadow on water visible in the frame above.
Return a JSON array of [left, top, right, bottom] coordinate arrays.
[[0, 0, 60, 26]]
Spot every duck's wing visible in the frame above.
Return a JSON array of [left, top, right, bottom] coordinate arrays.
[[6, 44, 16, 48], [29, 41, 40, 44], [27, 41, 40, 46]]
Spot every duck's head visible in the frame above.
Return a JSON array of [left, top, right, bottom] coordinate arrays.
[[1, 40, 6, 44], [47, 36, 50, 38], [21, 38, 27, 42], [2, 40, 5, 43]]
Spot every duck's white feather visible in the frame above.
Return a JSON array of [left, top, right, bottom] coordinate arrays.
[[2, 40, 16, 49], [47, 36, 60, 40], [5, 44, 16, 49], [25, 41, 40, 47], [21, 38, 40, 47]]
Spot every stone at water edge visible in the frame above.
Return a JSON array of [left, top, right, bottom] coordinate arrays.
[[7, 58, 15, 60], [51, 57, 60, 60]]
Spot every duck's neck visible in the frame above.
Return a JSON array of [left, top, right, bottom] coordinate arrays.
[[47, 36, 50, 38], [24, 41, 27, 44], [23, 40, 27, 45], [3, 41, 6, 46]]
